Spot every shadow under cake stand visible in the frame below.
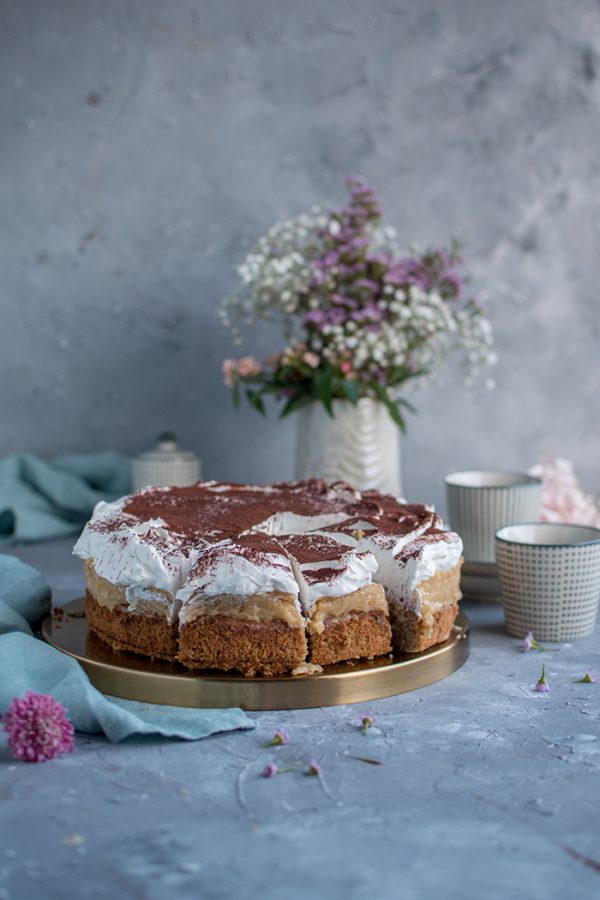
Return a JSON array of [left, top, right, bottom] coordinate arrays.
[[42, 599, 470, 711]]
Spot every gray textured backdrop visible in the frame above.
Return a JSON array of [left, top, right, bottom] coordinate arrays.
[[2, 0, 600, 512]]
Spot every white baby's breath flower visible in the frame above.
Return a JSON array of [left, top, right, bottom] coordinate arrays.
[[218, 189, 495, 396]]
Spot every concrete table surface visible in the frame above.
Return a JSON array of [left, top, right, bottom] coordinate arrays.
[[1, 540, 599, 900]]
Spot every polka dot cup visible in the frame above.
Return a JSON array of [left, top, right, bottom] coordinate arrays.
[[495, 523, 600, 641]]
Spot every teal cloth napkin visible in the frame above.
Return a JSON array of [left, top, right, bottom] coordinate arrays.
[[0, 451, 132, 545], [0, 554, 254, 743]]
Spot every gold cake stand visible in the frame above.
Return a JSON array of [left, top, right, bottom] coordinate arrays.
[[42, 599, 470, 710]]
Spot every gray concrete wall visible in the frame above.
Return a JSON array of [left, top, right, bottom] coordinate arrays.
[[1, 0, 599, 511]]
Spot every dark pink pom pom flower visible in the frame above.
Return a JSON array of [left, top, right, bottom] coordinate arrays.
[[2, 692, 75, 763]]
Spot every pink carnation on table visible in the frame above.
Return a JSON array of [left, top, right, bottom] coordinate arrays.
[[236, 356, 262, 378], [2, 692, 74, 763], [529, 456, 600, 527]]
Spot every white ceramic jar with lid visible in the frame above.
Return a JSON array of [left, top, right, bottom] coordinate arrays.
[[132, 432, 201, 491]]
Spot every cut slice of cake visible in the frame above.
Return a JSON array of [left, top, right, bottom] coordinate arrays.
[[278, 533, 392, 666], [73, 498, 203, 660], [175, 535, 308, 676], [359, 527, 463, 653]]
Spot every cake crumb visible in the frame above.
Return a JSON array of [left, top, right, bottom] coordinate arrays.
[[291, 662, 323, 677]]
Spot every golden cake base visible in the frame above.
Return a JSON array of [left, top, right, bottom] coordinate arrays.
[[42, 599, 470, 711]]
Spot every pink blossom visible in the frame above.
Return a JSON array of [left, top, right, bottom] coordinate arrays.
[[534, 665, 550, 693], [222, 358, 238, 387], [521, 631, 557, 653], [2, 692, 74, 763], [529, 456, 600, 527], [236, 356, 262, 378], [340, 361, 353, 374], [576, 670, 598, 684], [306, 758, 322, 776], [261, 760, 295, 777], [360, 710, 376, 735], [266, 728, 290, 746], [303, 352, 320, 369], [522, 631, 534, 652]]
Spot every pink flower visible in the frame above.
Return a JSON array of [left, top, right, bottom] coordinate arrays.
[[2, 692, 74, 763], [236, 356, 262, 378], [265, 728, 290, 747], [261, 760, 295, 777], [576, 670, 598, 684], [306, 758, 322, 777], [340, 361, 353, 374], [303, 352, 320, 369], [521, 631, 557, 653], [534, 665, 550, 693], [529, 456, 600, 527], [360, 711, 376, 735], [222, 359, 238, 387]]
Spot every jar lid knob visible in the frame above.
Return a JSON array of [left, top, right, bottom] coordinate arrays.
[[156, 431, 178, 452]]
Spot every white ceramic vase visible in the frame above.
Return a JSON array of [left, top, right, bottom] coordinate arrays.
[[295, 398, 402, 496]]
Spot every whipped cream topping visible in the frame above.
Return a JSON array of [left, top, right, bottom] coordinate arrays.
[[176, 538, 301, 624], [248, 510, 352, 537], [357, 509, 438, 559], [278, 534, 379, 613], [370, 532, 463, 616], [74, 481, 462, 624], [73, 498, 207, 621]]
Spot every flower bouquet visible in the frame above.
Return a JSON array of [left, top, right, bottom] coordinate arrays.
[[220, 177, 495, 432]]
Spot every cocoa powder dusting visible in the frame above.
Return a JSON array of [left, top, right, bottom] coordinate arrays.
[[100, 480, 443, 567]]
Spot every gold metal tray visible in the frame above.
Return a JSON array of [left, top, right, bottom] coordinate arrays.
[[42, 599, 470, 710]]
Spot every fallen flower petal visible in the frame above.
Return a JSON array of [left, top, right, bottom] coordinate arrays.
[[306, 758, 322, 777], [265, 728, 290, 747], [534, 664, 550, 693], [522, 631, 535, 652], [261, 762, 296, 778], [521, 631, 558, 652], [360, 710, 376, 735]]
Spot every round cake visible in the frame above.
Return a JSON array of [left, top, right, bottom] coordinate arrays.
[[73, 479, 463, 676]]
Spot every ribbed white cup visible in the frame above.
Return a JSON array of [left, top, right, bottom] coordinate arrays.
[[496, 523, 600, 641], [445, 470, 542, 564]]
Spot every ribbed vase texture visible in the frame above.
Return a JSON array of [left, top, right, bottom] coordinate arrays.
[[446, 485, 542, 563], [295, 399, 402, 496]]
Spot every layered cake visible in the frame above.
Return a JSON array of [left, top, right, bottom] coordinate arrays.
[[73, 479, 463, 676]]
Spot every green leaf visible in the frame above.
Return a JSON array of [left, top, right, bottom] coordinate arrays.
[[373, 384, 407, 433], [246, 389, 266, 416], [396, 397, 417, 414], [280, 390, 316, 419], [341, 378, 360, 405], [315, 368, 334, 417]]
